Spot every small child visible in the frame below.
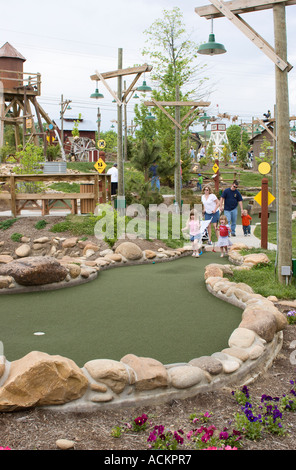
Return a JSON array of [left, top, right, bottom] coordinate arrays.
[[182, 211, 202, 257], [241, 209, 252, 236], [216, 215, 232, 257]]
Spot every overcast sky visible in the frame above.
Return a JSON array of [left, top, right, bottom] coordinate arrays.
[[1, 0, 296, 133]]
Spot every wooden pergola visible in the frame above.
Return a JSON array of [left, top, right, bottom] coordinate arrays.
[[91, 51, 152, 204], [195, 0, 295, 283]]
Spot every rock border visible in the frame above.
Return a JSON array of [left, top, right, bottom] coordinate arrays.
[[0, 241, 287, 412]]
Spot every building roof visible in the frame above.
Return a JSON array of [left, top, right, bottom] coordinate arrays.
[[53, 117, 97, 132], [0, 42, 26, 61]]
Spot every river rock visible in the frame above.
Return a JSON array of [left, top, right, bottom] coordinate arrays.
[[189, 356, 223, 375], [0, 351, 88, 411], [121, 354, 168, 391], [168, 365, 205, 389], [0, 256, 68, 286], [84, 359, 136, 394], [0, 275, 14, 289], [15, 244, 31, 258]]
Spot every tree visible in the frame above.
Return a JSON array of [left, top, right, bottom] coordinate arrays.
[[226, 125, 249, 153], [131, 139, 162, 182], [135, 7, 210, 187]]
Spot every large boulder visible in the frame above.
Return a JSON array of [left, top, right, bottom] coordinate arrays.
[[115, 242, 143, 261], [0, 351, 88, 411], [0, 256, 68, 286]]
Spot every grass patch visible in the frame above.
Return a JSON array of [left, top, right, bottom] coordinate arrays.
[[254, 220, 296, 257], [225, 248, 296, 299]]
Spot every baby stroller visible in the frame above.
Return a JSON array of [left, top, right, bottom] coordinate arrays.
[[200, 218, 212, 243]]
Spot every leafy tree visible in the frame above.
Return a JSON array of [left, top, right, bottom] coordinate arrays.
[[99, 130, 117, 153], [134, 7, 209, 184], [226, 125, 249, 153]]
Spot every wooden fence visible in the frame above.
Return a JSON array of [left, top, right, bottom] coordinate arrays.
[[0, 173, 111, 217]]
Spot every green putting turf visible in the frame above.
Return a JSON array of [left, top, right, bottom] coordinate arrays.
[[0, 253, 242, 367]]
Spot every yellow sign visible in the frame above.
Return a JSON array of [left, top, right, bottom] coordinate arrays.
[[26, 118, 32, 129], [98, 139, 106, 149], [212, 163, 219, 173], [94, 158, 107, 174], [258, 162, 271, 175], [254, 190, 275, 206]]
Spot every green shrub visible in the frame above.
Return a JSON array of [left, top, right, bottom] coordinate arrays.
[[11, 232, 23, 242]]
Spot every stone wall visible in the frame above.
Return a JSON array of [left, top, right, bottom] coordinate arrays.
[[0, 242, 287, 412]]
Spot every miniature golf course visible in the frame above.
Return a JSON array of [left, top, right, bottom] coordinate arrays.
[[1, 253, 242, 367]]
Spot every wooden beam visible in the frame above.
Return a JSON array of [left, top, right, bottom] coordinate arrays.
[[148, 98, 182, 130], [90, 64, 153, 81], [256, 117, 277, 139], [122, 73, 142, 103], [195, 0, 296, 18], [95, 70, 122, 106], [144, 100, 210, 107], [201, 0, 290, 71], [253, 114, 296, 124]]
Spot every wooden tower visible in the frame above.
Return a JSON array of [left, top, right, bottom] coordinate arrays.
[[0, 42, 55, 154]]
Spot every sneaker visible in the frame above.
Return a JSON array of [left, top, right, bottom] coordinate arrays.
[[232, 233, 236, 237]]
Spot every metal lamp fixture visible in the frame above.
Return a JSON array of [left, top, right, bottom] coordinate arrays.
[[145, 111, 156, 121], [198, 112, 210, 122], [198, 18, 226, 56], [90, 81, 104, 99], [137, 80, 152, 92]]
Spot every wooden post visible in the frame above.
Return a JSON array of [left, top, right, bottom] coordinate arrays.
[[10, 175, 16, 218], [117, 48, 124, 199], [175, 83, 181, 211], [261, 178, 269, 249], [214, 158, 220, 193], [273, 3, 292, 282]]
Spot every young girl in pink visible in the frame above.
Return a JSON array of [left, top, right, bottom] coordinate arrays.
[[182, 211, 202, 257], [216, 215, 232, 257]]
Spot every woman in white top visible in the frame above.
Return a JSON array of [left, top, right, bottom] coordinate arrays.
[[201, 185, 220, 245]]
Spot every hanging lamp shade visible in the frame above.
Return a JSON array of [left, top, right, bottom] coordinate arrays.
[[90, 88, 104, 99], [133, 93, 139, 99], [137, 80, 152, 92], [198, 19, 226, 56], [198, 112, 210, 122], [198, 33, 226, 55], [90, 81, 104, 99], [145, 112, 156, 121], [290, 124, 296, 133]]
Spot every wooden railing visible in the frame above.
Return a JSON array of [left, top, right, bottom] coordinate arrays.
[[0, 70, 41, 95], [0, 173, 111, 217]]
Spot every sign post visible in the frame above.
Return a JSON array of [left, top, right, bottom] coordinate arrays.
[[254, 162, 275, 249]]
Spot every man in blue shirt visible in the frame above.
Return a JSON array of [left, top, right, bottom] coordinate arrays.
[[219, 180, 243, 236]]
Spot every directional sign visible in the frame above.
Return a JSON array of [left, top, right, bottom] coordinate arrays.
[[212, 163, 219, 173], [254, 190, 275, 206], [98, 139, 106, 149], [94, 158, 107, 174]]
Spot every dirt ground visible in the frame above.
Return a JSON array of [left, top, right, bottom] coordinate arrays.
[[0, 215, 296, 451]]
